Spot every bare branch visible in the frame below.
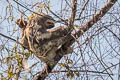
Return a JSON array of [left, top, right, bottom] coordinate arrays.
[[12, 0, 43, 16], [79, 0, 89, 18], [0, 33, 20, 43], [64, 0, 117, 48], [0, 33, 33, 53], [68, 0, 77, 27], [52, 70, 113, 75]]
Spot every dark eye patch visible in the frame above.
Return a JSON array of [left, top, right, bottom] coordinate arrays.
[[47, 22, 53, 24]]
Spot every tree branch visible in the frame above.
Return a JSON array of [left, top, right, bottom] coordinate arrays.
[[0, 33, 34, 53]]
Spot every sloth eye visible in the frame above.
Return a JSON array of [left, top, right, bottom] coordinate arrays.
[[47, 22, 52, 24]]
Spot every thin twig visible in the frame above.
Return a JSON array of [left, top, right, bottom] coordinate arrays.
[[79, 0, 89, 18], [0, 33, 33, 52], [12, 0, 43, 16], [52, 70, 113, 75], [89, 45, 114, 80]]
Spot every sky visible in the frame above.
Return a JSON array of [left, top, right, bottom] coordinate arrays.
[[0, 0, 120, 80]]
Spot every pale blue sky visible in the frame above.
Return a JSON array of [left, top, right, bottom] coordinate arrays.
[[0, 0, 120, 80]]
